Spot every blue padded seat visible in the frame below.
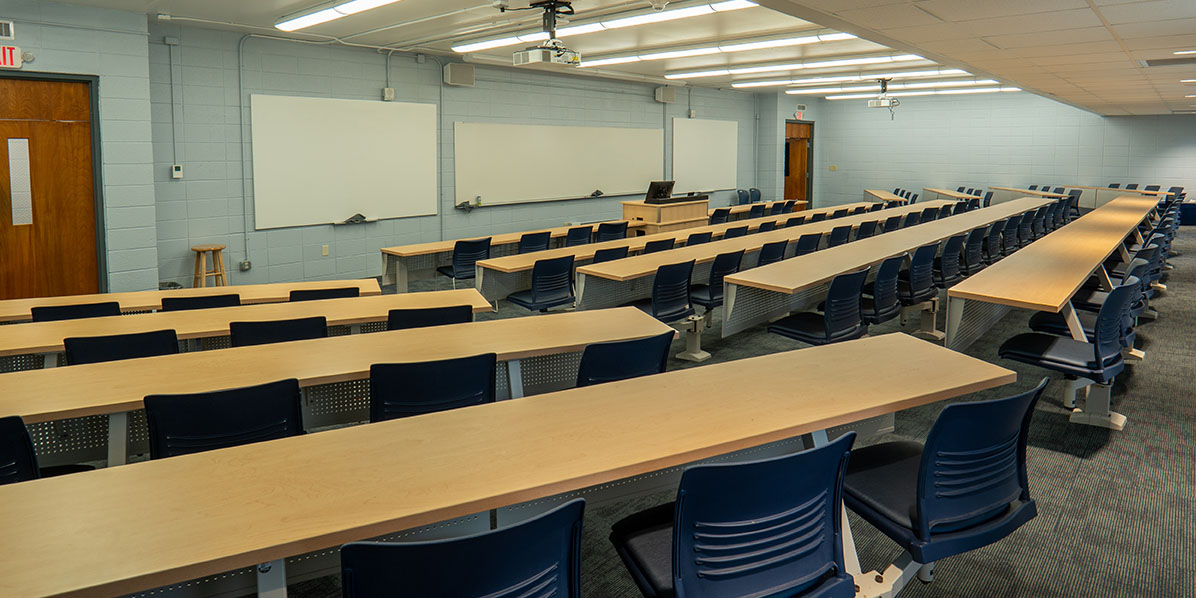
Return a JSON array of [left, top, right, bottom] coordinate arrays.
[[230, 316, 327, 347], [809, 212, 827, 223], [596, 222, 629, 242], [883, 215, 903, 233], [862, 254, 905, 325], [643, 239, 675, 254], [843, 380, 1045, 566], [783, 200, 797, 212], [289, 287, 360, 301], [953, 202, 969, 215], [708, 208, 731, 225], [592, 246, 630, 263], [161, 294, 240, 311], [342, 499, 584, 598], [749, 188, 762, 203], [436, 237, 492, 284], [144, 378, 304, 459], [756, 239, 788, 267], [832, 208, 849, 219], [960, 227, 988, 276], [920, 207, 939, 223], [31, 301, 120, 322], [564, 225, 592, 246], [64, 329, 179, 365], [827, 225, 851, 248], [903, 213, 920, 228], [369, 353, 496, 421], [723, 225, 748, 238], [851, 206, 869, 215], [517, 231, 551, 254], [895, 243, 939, 305], [576, 331, 673, 387], [689, 250, 744, 311], [736, 189, 750, 205], [610, 433, 857, 598], [748, 204, 765, 219], [507, 255, 575, 312], [628, 261, 696, 323], [793, 233, 821, 257], [770, 202, 788, 216], [785, 215, 806, 227], [686, 231, 712, 246], [756, 221, 777, 233], [387, 305, 472, 330], [768, 268, 869, 345], [932, 234, 966, 289], [869, 202, 884, 212], [983, 219, 1006, 264], [856, 220, 878, 240]]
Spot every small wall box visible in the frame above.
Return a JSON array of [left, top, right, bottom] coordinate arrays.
[[444, 63, 475, 87], [654, 87, 676, 104]]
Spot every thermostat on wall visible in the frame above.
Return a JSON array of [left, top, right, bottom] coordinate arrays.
[[171, 164, 183, 179]]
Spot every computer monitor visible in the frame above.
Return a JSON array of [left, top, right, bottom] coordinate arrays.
[[644, 180, 675, 204]]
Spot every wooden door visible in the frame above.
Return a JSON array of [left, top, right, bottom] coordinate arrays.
[[0, 78, 98, 300], [784, 122, 811, 203]]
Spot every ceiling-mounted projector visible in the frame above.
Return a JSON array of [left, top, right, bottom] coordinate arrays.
[[867, 78, 900, 119], [509, 0, 580, 66]]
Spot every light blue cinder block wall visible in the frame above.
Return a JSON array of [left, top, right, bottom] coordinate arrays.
[[147, 23, 760, 287], [6, 1, 159, 292], [813, 92, 1196, 206]]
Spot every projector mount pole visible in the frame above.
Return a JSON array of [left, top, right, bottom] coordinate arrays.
[[877, 78, 897, 120]]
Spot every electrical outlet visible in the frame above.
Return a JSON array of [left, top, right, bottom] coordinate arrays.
[[171, 164, 183, 179], [239, 260, 251, 271], [321, 244, 329, 256]]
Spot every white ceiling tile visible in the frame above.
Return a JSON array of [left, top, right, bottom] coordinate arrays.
[[1113, 17, 1196, 39], [982, 27, 1115, 50], [1096, 0, 1196, 24], [835, 4, 946, 29], [913, 0, 1090, 21]]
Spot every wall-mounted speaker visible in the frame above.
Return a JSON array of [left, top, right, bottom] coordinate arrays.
[[654, 86, 676, 104], [443, 63, 475, 87]]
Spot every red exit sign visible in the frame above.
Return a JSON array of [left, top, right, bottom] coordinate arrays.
[[0, 46, 22, 69]]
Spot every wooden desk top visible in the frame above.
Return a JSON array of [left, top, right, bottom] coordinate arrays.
[[725, 197, 1052, 295], [379, 220, 646, 258], [0, 279, 382, 324], [577, 201, 952, 282], [0, 333, 1014, 598], [0, 290, 491, 358], [864, 189, 905, 202], [1065, 185, 1168, 196], [621, 198, 708, 208], [0, 307, 674, 424], [478, 202, 874, 275], [989, 186, 1068, 199], [710, 200, 809, 216], [949, 195, 1158, 312], [924, 188, 982, 200]]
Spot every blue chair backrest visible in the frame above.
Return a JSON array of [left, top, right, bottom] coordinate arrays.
[[1124, 183, 1138, 190], [0, 416, 39, 486], [650, 261, 695, 322], [705, 250, 744, 301], [909, 193, 918, 203], [388, 305, 472, 330], [64, 329, 179, 366], [144, 378, 304, 459], [723, 226, 748, 238], [290, 287, 360, 302], [757, 240, 788, 266], [770, 202, 787, 216], [938, 234, 965, 279], [643, 239, 675, 254], [964, 227, 986, 269], [31, 301, 121, 322], [907, 243, 937, 294], [341, 499, 584, 598], [564, 226, 592, 247], [823, 268, 868, 339], [749, 204, 765, 218], [1028, 185, 1038, 190], [518, 231, 551, 254], [967, 198, 980, 211], [161, 294, 241, 311], [737, 189, 750, 205], [832, 208, 849, 219], [686, 232, 713, 246], [809, 212, 827, 223], [230, 316, 327, 347], [883, 215, 902, 232], [749, 188, 762, 203], [1144, 185, 1160, 192], [785, 216, 806, 227], [448, 238, 492, 278], [903, 212, 921, 228], [856, 220, 878, 239], [577, 331, 673, 387], [709, 208, 731, 225], [914, 379, 1046, 539], [828, 225, 852, 247], [369, 353, 497, 422], [983, 191, 993, 207], [530, 255, 575, 304], [1094, 281, 1138, 364], [986, 219, 1005, 254], [1107, 183, 1119, 189], [869, 202, 884, 212], [757, 221, 777, 233], [956, 186, 966, 192], [953, 202, 968, 215], [1039, 184, 1050, 190], [1052, 187, 1065, 194], [920, 208, 938, 222], [794, 233, 821, 256], [592, 246, 629, 263], [870, 254, 905, 318], [672, 432, 856, 598], [595, 222, 629, 242]]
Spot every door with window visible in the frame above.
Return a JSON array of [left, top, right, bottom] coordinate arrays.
[[784, 121, 812, 204], [0, 77, 100, 300]]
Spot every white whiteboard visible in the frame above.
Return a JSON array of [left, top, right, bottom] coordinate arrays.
[[250, 95, 437, 229], [672, 118, 738, 193], [454, 122, 663, 205]]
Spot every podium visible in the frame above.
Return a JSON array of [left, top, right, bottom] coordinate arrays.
[[622, 195, 709, 235]]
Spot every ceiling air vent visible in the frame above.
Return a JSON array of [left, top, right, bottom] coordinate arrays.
[[0, 21, 13, 40], [1140, 57, 1196, 67]]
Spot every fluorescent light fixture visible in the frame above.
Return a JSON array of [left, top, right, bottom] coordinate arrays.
[[1183, 79, 1196, 83], [726, 66, 959, 87], [641, 47, 722, 60], [585, 30, 858, 69], [671, 53, 923, 79], [786, 79, 997, 95], [825, 87, 1019, 100], [1187, 94, 1196, 98], [276, 0, 403, 31], [581, 56, 642, 67], [451, 1, 756, 53], [1173, 50, 1196, 55]]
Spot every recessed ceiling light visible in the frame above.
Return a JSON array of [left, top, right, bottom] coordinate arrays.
[[1174, 50, 1196, 55], [1183, 79, 1196, 83], [730, 68, 966, 88], [583, 31, 859, 68], [668, 54, 923, 79], [825, 87, 1019, 100], [787, 79, 997, 96]]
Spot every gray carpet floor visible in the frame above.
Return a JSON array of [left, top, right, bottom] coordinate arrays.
[[291, 226, 1195, 598]]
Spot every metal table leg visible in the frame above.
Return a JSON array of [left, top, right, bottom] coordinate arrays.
[[108, 412, 128, 466], [257, 559, 287, 598]]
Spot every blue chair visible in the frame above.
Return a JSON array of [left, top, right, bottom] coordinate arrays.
[[1039, 183, 1051, 191], [0, 416, 94, 482], [1066, 189, 1082, 221], [1030, 206, 1049, 239], [1107, 183, 1120, 189], [856, 220, 878, 240], [631, 261, 695, 323], [1016, 211, 1036, 248], [229, 316, 327, 347], [883, 215, 903, 233], [908, 193, 919, 203], [1050, 201, 1065, 230], [921, 207, 939, 222], [64, 329, 179, 366], [161, 294, 240, 311], [1027, 273, 1143, 348], [851, 206, 869, 215], [387, 305, 472, 330], [785, 215, 806, 227], [342, 499, 584, 598], [769, 202, 788, 216], [723, 225, 748, 239], [596, 222, 629, 242], [783, 200, 796, 212], [1052, 187, 1065, 195], [903, 213, 921, 228], [564, 226, 592, 247], [369, 353, 496, 421], [686, 231, 712, 246], [31, 301, 121, 322], [832, 208, 849, 219], [749, 187, 762, 203], [756, 240, 788, 267], [611, 433, 857, 598], [507, 256, 575, 312], [756, 221, 776, 233], [932, 234, 966, 289], [956, 186, 966, 192], [809, 212, 828, 223], [952, 202, 968, 216], [748, 204, 765, 219], [960, 227, 988, 276], [862, 254, 905, 325], [966, 198, 980, 211], [982, 191, 993, 207], [708, 208, 731, 225], [1000, 217, 1021, 257], [144, 378, 304, 459], [517, 231, 551, 254], [768, 268, 869, 345], [980, 221, 1004, 267], [737, 189, 750, 205], [592, 246, 630, 263], [899, 243, 939, 307], [1143, 184, 1160, 192], [643, 239, 675, 254], [576, 331, 673, 387], [1028, 185, 1038, 190], [828, 225, 852, 248], [436, 237, 492, 288], [690, 250, 744, 312], [289, 287, 360, 301], [794, 233, 821, 257], [1125, 183, 1138, 190], [869, 202, 884, 212], [843, 380, 1045, 574]]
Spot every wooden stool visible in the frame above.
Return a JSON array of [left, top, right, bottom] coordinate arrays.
[[191, 244, 227, 287]]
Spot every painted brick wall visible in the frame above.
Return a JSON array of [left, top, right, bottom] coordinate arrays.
[[6, 1, 158, 291], [147, 24, 760, 286]]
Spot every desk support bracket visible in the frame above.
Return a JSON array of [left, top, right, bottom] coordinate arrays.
[[257, 558, 287, 598], [675, 314, 711, 363], [107, 412, 128, 466], [508, 360, 525, 399], [42, 353, 56, 369]]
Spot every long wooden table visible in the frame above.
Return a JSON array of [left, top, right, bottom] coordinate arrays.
[[379, 220, 646, 292], [0, 307, 673, 466], [0, 289, 491, 367], [474, 202, 874, 303], [710, 199, 809, 220], [0, 333, 1015, 598], [720, 197, 1054, 340], [989, 186, 1068, 200], [946, 195, 1159, 430], [0, 279, 382, 324], [1064, 185, 1168, 210], [924, 187, 981, 201], [864, 189, 907, 204]]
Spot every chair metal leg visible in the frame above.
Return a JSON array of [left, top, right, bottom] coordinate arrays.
[[855, 550, 923, 598], [1070, 382, 1126, 430], [906, 296, 945, 342], [917, 562, 936, 583]]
